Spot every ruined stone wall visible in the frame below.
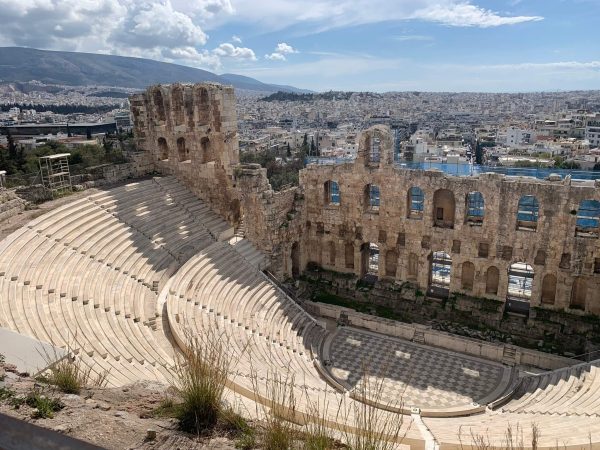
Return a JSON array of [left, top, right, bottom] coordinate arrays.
[[298, 126, 600, 316], [0, 189, 26, 222], [129, 86, 600, 317], [131, 83, 241, 224]]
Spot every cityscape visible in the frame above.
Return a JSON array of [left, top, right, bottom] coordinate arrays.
[[1, 1, 600, 449]]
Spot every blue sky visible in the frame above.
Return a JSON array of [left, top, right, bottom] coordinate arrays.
[[0, 0, 598, 92]]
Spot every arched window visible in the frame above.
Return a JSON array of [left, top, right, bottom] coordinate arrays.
[[517, 195, 539, 231], [576, 199, 600, 237], [541, 274, 556, 305], [324, 181, 340, 205], [177, 137, 189, 162], [433, 189, 455, 228], [407, 187, 424, 219], [369, 135, 381, 163], [157, 137, 169, 160], [461, 261, 475, 290], [485, 266, 499, 295], [570, 278, 587, 310], [466, 192, 484, 225], [365, 184, 380, 211]]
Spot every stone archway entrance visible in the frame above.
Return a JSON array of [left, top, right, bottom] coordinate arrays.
[[429, 251, 452, 299]]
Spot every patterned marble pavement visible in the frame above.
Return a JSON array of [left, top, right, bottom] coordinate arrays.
[[324, 327, 511, 411]]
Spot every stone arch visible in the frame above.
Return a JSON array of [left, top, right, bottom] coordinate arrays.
[[433, 189, 455, 228], [177, 137, 189, 162], [485, 266, 499, 295], [429, 251, 452, 298], [360, 243, 379, 277], [345, 243, 354, 269], [541, 274, 556, 305], [291, 242, 300, 278], [407, 186, 424, 219], [466, 191, 484, 225], [153, 88, 166, 123], [461, 261, 475, 290], [570, 277, 587, 310], [324, 180, 340, 205], [364, 184, 380, 211], [517, 195, 539, 231], [576, 199, 600, 237], [157, 137, 169, 160], [385, 249, 398, 277], [408, 253, 419, 280], [369, 133, 381, 163]]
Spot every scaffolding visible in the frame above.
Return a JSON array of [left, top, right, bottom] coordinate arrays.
[[39, 153, 72, 197], [0, 170, 6, 189]]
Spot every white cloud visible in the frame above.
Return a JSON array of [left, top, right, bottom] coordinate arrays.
[[412, 2, 543, 27], [275, 42, 297, 54], [393, 34, 434, 42], [231, 35, 242, 43], [230, 0, 543, 32], [213, 43, 256, 60], [265, 42, 298, 61], [265, 52, 287, 61], [110, 1, 207, 49]]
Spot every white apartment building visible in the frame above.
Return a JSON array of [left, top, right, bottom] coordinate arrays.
[[585, 117, 600, 148]]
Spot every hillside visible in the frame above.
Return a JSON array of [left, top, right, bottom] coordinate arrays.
[[0, 47, 307, 93]]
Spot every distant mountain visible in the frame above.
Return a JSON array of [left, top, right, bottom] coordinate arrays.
[[0, 47, 309, 93]]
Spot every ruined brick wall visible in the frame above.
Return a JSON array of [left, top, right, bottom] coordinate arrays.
[[131, 83, 241, 224], [0, 189, 26, 222], [299, 126, 600, 316]]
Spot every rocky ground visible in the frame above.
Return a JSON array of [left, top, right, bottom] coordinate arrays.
[[0, 362, 238, 450]]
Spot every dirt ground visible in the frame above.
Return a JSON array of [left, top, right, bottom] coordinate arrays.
[[0, 367, 238, 450]]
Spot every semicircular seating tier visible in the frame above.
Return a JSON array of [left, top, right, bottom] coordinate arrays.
[[0, 177, 231, 386]]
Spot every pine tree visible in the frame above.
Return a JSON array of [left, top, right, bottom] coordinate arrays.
[[310, 137, 316, 156], [286, 142, 291, 157]]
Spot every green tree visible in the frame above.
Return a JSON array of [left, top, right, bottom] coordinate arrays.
[[310, 137, 316, 156], [286, 142, 291, 157]]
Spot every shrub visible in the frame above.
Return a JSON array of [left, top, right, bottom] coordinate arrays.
[[174, 327, 232, 434], [25, 388, 64, 419], [43, 349, 108, 394]]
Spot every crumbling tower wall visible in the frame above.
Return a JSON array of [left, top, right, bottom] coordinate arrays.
[[130, 83, 240, 224]]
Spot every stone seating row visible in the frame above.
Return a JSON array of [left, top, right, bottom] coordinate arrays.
[[501, 359, 600, 416], [162, 241, 426, 446], [423, 410, 600, 449], [0, 177, 233, 386]]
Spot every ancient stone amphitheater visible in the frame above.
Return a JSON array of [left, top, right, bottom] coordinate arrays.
[[1, 84, 600, 449]]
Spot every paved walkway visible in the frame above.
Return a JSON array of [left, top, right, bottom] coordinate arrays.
[[325, 327, 510, 411]]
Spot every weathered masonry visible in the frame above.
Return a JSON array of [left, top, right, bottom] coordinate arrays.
[[131, 84, 600, 318], [300, 125, 600, 316]]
